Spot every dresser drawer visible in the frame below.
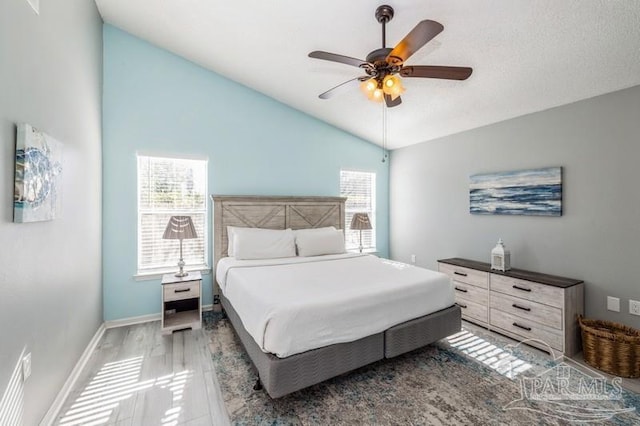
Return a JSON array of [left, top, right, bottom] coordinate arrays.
[[490, 308, 563, 351], [456, 297, 488, 324], [490, 292, 562, 330], [490, 274, 563, 308], [439, 263, 488, 289], [163, 281, 200, 302], [452, 281, 488, 305]]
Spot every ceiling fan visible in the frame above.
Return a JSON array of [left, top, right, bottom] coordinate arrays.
[[308, 5, 473, 108]]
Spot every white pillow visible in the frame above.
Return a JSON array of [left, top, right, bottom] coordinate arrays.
[[295, 228, 346, 257], [227, 225, 279, 256], [233, 228, 296, 260], [293, 226, 336, 236], [226, 226, 241, 256]]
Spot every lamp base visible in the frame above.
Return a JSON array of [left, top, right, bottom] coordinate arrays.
[[175, 258, 188, 278]]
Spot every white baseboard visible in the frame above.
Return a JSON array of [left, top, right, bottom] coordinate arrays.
[[39, 323, 106, 426], [104, 304, 213, 329], [104, 312, 160, 329]]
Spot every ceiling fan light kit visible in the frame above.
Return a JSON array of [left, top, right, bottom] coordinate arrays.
[[360, 74, 405, 102], [309, 4, 473, 108]]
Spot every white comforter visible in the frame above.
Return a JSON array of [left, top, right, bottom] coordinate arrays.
[[216, 254, 454, 358]]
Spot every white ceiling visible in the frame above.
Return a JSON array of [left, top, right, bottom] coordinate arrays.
[[95, 0, 640, 150]]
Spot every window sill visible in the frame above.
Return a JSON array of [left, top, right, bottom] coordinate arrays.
[[134, 266, 211, 281]]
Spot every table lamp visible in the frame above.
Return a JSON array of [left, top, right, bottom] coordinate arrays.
[[163, 216, 198, 277], [350, 213, 372, 253]]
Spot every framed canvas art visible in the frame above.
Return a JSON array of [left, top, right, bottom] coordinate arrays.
[[470, 167, 562, 216], [14, 123, 63, 222]]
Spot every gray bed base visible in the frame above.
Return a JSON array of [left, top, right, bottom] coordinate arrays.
[[221, 294, 461, 398]]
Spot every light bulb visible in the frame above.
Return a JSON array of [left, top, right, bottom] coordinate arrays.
[[372, 88, 384, 102], [386, 76, 405, 100], [384, 76, 396, 88], [382, 75, 400, 95], [360, 78, 378, 98]]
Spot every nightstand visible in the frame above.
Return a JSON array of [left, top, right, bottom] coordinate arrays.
[[161, 271, 202, 334]]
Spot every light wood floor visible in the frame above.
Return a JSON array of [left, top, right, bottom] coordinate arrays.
[[54, 321, 230, 426], [54, 319, 639, 425]]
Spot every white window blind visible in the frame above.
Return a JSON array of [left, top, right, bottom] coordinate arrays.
[[340, 170, 376, 251], [137, 155, 208, 274]]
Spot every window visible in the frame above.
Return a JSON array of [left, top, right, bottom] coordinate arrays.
[[340, 170, 376, 251], [137, 154, 208, 275]]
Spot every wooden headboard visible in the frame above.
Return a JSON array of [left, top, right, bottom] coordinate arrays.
[[211, 195, 346, 268]]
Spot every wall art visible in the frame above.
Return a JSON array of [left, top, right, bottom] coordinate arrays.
[[14, 123, 63, 222], [470, 167, 562, 216]]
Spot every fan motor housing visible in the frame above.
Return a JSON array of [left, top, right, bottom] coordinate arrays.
[[366, 47, 393, 65]]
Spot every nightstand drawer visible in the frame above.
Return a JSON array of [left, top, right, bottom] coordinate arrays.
[[163, 281, 200, 302], [439, 263, 488, 289], [490, 274, 563, 308]]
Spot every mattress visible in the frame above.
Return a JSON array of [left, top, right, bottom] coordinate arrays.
[[216, 253, 454, 358]]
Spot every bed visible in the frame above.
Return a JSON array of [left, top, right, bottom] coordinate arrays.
[[212, 195, 461, 398]]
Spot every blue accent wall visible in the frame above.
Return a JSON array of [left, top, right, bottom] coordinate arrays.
[[102, 25, 389, 321]]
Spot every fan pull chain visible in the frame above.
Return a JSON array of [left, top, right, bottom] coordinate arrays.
[[381, 103, 389, 163]]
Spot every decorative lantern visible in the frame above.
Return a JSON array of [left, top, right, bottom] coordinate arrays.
[[491, 238, 511, 271]]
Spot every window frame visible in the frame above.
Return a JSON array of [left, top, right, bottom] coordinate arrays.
[[340, 168, 377, 252], [135, 152, 209, 279]]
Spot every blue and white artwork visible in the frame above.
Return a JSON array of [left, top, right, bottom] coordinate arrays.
[[470, 167, 562, 216], [14, 123, 63, 222]]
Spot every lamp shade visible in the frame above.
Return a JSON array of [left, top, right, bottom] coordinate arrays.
[[162, 216, 198, 240], [350, 213, 372, 230]]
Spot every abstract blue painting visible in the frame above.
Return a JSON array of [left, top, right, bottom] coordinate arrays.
[[470, 167, 562, 216], [14, 123, 63, 222]]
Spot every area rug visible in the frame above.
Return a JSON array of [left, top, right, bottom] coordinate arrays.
[[204, 312, 639, 425]]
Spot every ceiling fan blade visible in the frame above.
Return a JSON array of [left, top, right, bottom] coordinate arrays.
[[319, 77, 367, 99], [400, 65, 473, 80], [309, 51, 368, 68], [384, 94, 402, 108], [386, 20, 444, 65]]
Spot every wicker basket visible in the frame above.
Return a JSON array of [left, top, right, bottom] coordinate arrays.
[[578, 316, 640, 378]]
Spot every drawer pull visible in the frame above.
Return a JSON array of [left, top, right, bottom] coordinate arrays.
[[454, 287, 468, 293], [512, 322, 532, 331], [454, 271, 468, 277], [512, 285, 532, 292], [512, 304, 531, 312], [174, 288, 191, 293], [456, 303, 468, 309]]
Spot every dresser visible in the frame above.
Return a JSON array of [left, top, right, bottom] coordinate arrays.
[[438, 258, 584, 356]]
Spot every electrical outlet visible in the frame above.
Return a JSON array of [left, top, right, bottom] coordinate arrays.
[[630, 300, 640, 316], [607, 296, 620, 312], [410, 254, 416, 263], [22, 353, 32, 381]]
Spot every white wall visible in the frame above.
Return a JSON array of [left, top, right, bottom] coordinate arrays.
[[0, 0, 103, 424], [390, 85, 640, 329]]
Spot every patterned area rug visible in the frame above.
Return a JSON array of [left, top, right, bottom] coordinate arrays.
[[204, 312, 640, 425]]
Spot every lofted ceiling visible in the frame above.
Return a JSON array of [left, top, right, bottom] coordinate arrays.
[[95, 0, 640, 150]]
